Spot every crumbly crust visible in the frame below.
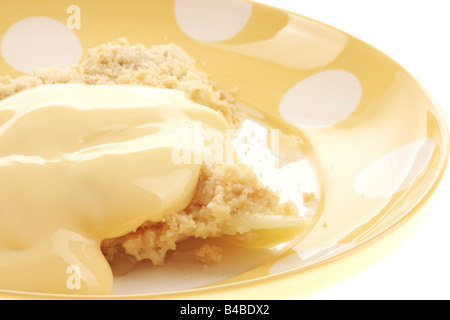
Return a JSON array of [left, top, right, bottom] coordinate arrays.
[[194, 244, 223, 265], [0, 38, 244, 127], [101, 163, 298, 274]]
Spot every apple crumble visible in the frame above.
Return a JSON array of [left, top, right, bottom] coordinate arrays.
[[0, 38, 306, 276]]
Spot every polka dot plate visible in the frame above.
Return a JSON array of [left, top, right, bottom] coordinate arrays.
[[0, 0, 448, 299]]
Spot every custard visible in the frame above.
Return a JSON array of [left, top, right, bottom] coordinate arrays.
[[0, 84, 230, 294]]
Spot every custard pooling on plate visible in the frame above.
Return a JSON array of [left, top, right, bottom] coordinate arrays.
[[0, 84, 228, 294]]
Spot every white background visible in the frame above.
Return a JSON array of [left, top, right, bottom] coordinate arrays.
[[254, 0, 450, 300]]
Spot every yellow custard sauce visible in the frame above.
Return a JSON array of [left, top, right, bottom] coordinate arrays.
[[0, 84, 228, 294]]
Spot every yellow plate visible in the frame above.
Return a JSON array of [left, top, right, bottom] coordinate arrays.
[[0, 0, 448, 299]]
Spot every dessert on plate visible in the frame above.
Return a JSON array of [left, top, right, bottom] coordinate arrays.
[[0, 39, 311, 294]]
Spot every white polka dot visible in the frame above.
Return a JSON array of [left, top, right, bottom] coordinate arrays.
[[174, 0, 252, 42], [1, 17, 82, 73], [279, 69, 362, 128], [354, 138, 434, 198]]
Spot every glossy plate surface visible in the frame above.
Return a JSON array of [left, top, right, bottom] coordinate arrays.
[[0, 0, 448, 299]]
